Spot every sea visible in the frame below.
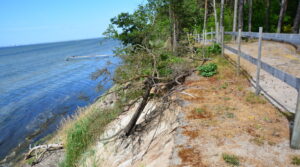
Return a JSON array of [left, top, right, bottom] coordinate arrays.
[[0, 38, 121, 165]]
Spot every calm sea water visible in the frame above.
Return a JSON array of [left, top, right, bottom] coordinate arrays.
[[0, 38, 121, 163]]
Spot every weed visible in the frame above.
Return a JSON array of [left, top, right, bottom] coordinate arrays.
[[250, 137, 265, 146], [255, 124, 262, 129], [195, 108, 206, 114], [292, 156, 300, 165], [226, 112, 235, 118], [222, 153, 240, 166], [237, 86, 243, 91], [223, 97, 231, 101], [221, 82, 228, 89], [245, 92, 266, 104]]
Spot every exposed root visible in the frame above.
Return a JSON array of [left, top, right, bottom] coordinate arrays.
[[24, 143, 63, 165]]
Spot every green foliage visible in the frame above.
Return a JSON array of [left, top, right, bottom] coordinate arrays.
[[26, 157, 36, 166], [207, 43, 221, 55], [197, 63, 218, 77], [222, 153, 240, 166], [292, 156, 300, 166]]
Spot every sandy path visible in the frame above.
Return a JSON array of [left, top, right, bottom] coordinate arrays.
[[225, 41, 300, 113]]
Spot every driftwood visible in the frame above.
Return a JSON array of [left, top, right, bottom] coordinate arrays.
[[24, 143, 63, 162]]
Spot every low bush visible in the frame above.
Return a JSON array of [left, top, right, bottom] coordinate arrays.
[[197, 63, 218, 77]]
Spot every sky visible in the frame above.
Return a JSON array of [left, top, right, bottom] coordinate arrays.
[[0, 0, 145, 47]]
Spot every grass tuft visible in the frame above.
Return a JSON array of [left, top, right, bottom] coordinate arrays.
[[60, 104, 122, 167], [222, 153, 240, 166], [292, 156, 300, 165], [245, 92, 266, 104]]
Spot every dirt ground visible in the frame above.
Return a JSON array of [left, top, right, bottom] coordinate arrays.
[[171, 59, 300, 167], [225, 40, 300, 112]]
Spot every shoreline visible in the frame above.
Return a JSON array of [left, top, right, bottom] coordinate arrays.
[[15, 84, 119, 167], [0, 84, 116, 167]]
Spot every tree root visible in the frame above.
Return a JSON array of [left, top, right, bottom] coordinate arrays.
[[24, 143, 63, 165]]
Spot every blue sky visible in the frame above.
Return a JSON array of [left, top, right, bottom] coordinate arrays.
[[0, 0, 145, 46]]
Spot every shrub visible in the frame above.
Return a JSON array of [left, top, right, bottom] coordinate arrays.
[[197, 63, 218, 77], [222, 153, 240, 166], [207, 43, 221, 55]]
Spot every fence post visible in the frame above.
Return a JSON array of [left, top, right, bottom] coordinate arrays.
[[292, 87, 300, 149], [255, 27, 263, 95], [221, 26, 224, 57], [211, 27, 213, 41], [202, 30, 205, 44], [237, 29, 242, 75]]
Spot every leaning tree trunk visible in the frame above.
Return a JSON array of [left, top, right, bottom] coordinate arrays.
[[238, 0, 244, 31], [277, 0, 288, 33], [293, 0, 300, 33], [248, 0, 253, 32], [124, 79, 153, 136], [265, 0, 270, 32]]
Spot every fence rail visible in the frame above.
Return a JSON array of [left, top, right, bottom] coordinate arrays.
[[224, 45, 300, 90], [225, 32, 300, 47]]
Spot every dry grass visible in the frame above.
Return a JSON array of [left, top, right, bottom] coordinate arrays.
[[177, 146, 206, 167], [175, 55, 291, 166]]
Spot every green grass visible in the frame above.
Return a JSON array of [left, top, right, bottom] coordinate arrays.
[[222, 153, 240, 166], [60, 104, 122, 167], [195, 108, 206, 114], [292, 156, 300, 165]]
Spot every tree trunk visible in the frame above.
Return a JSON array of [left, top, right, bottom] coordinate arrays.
[[248, 0, 253, 32], [233, 0, 238, 40], [213, 0, 219, 41], [204, 0, 208, 35], [293, 0, 300, 33], [220, 0, 224, 29], [238, 0, 244, 31], [124, 79, 152, 136], [265, 0, 270, 32], [169, 1, 177, 53], [277, 0, 288, 33]]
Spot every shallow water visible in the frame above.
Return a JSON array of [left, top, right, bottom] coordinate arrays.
[[0, 38, 121, 162]]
